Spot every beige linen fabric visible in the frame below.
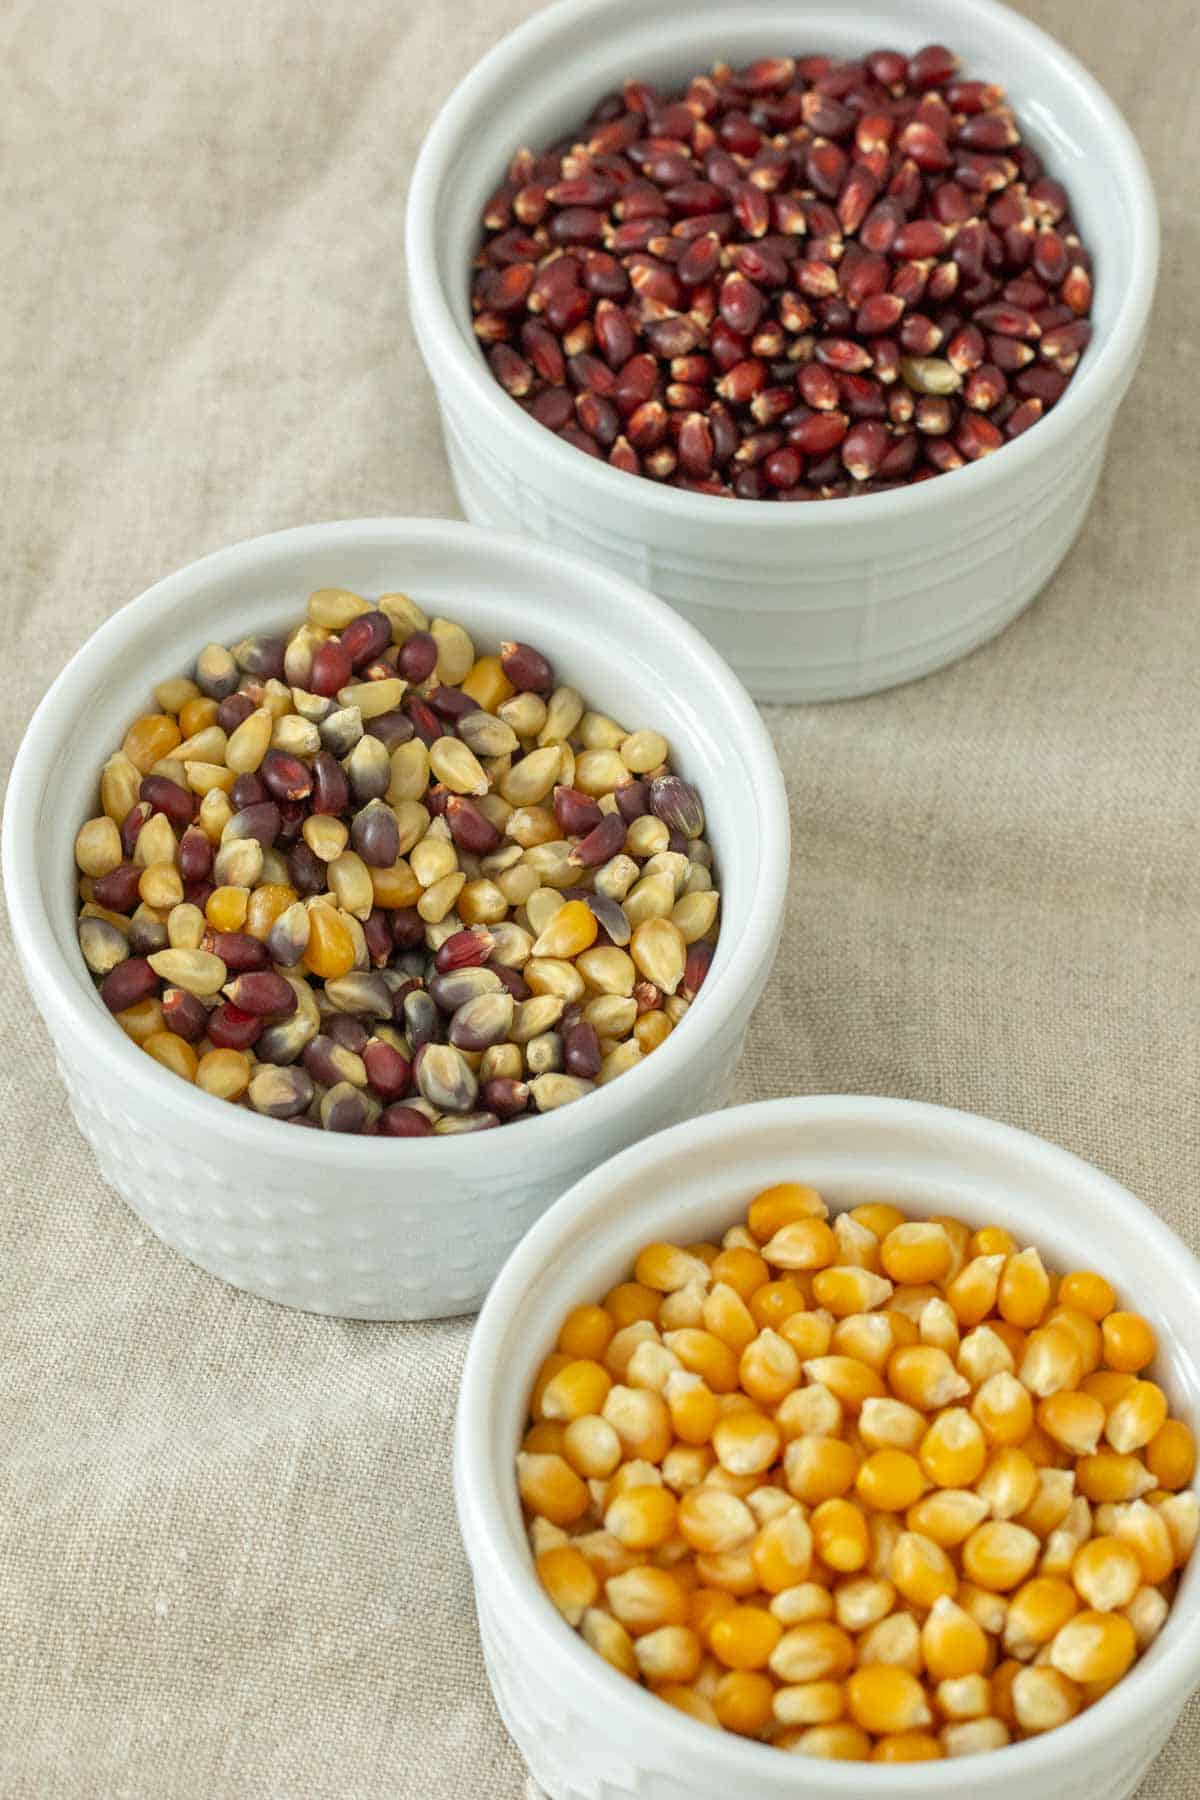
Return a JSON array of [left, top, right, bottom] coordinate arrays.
[[2, 0, 1198, 1792]]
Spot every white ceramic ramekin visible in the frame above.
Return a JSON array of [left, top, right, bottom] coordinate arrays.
[[1, 519, 788, 1321], [456, 1096, 1200, 1800], [406, 0, 1159, 703]]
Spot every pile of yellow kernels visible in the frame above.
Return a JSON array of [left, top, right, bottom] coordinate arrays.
[[518, 1184, 1198, 1761]]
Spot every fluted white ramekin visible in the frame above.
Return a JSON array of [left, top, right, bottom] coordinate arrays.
[[407, 0, 1158, 702], [1, 519, 788, 1320], [456, 1096, 1200, 1800]]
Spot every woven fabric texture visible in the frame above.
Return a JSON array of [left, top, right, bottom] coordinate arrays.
[[2, 0, 1197, 1792]]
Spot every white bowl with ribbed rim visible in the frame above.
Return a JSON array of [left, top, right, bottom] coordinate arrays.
[[406, 0, 1159, 703], [456, 1096, 1200, 1799], [0, 518, 788, 1321]]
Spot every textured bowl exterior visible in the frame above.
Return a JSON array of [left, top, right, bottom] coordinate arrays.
[[2, 520, 788, 1320], [406, 0, 1159, 703], [441, 410, 1112, 703], [475, 1583, 1170, 1800], [43, 991, 743, 1321], [456, 1098, 1200, 1800]]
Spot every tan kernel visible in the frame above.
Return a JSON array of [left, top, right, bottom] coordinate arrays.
[[75, 816, 123, 877], [133, 812, 177, 869], [195, 1048, 252, 1101], [619, 728, 669, 773], [499, 746, 563, 807], [430, 617, 475, 684], [100, 753, 142, 824], [143, 1031, 199, 1082], [430, 736, 489, 797], [377, 591, 428, 639], [308, 587, 368, 628], [624, 814, 670, 859], [417, 872, 466, 924], [224, 707, 273, 774]]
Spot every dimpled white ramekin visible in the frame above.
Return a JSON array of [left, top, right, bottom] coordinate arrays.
[[456, 1096, 1200, 1800], [1, 519, 788, 1320], [406, 0, 1159, 703]]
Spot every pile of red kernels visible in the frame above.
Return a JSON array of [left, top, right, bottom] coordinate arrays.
[[474, 45, 1095, 500]]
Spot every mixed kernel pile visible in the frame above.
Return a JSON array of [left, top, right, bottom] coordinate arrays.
[[73, 588, 718, 1134], [519, 1184, 1197, 1761]]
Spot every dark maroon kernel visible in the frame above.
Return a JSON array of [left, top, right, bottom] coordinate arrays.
[[650, 774, 704, 837], [139, 775, 195, 825], [554, 786, 604, 836], [428, 685, 477, 723], [362, 1039, 412, 1100], [93, 862, 144, 910], [128, 909, 168, 955], [310, 751, 350, 816], [362, 909, 394, 967], [223, 971, 298, 1017], [228, 773, 267, 812], [405, 695, 442, 747], [325, 1013, 371, 1054], [615, 780, 651, 823], [304, 1033, 359, 1087], [231, 634, 286, 681], [175, 826, 213, 885], [436, 928, 495, 973], [351, 803, 401, 868], [563, 1019, 602, 1079], [217, 692, 256, 734], [224, 802, 281, 848], [499, 640, 554, 693], [364, 708, 414, 751], [681, 939, 714, 1001], [491, 964, 531, 1003], [322, 1087, 369, 1133], [259, 750, 313, 802], [160, 986, 210, 1042], [446, 795, 501, 855], [310, 639, 353, 698], [339, 610, 393, 669], [530, 387, 574, 430], [206, 931, 269, 973], [378, 1104, 433, 1138], [391, 906, 426, 950], [206, 1004, 264, 1051], [99, 957, 159, 1014], [273, 799, 305, 846], [387, 977, 423, 1015], [398, 631, 439, 683], [288, 841, 324, 895], [482, 1077, 530, 1119], [403, 988, 440, 1052], [120, 801, 152, 859], [568, 811, 627, 868]]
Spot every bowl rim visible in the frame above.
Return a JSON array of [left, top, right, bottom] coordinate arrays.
[[1, 516, 790, 1165], [455, 1094, 1200, 1790], [405, 0, 1160, 528]]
